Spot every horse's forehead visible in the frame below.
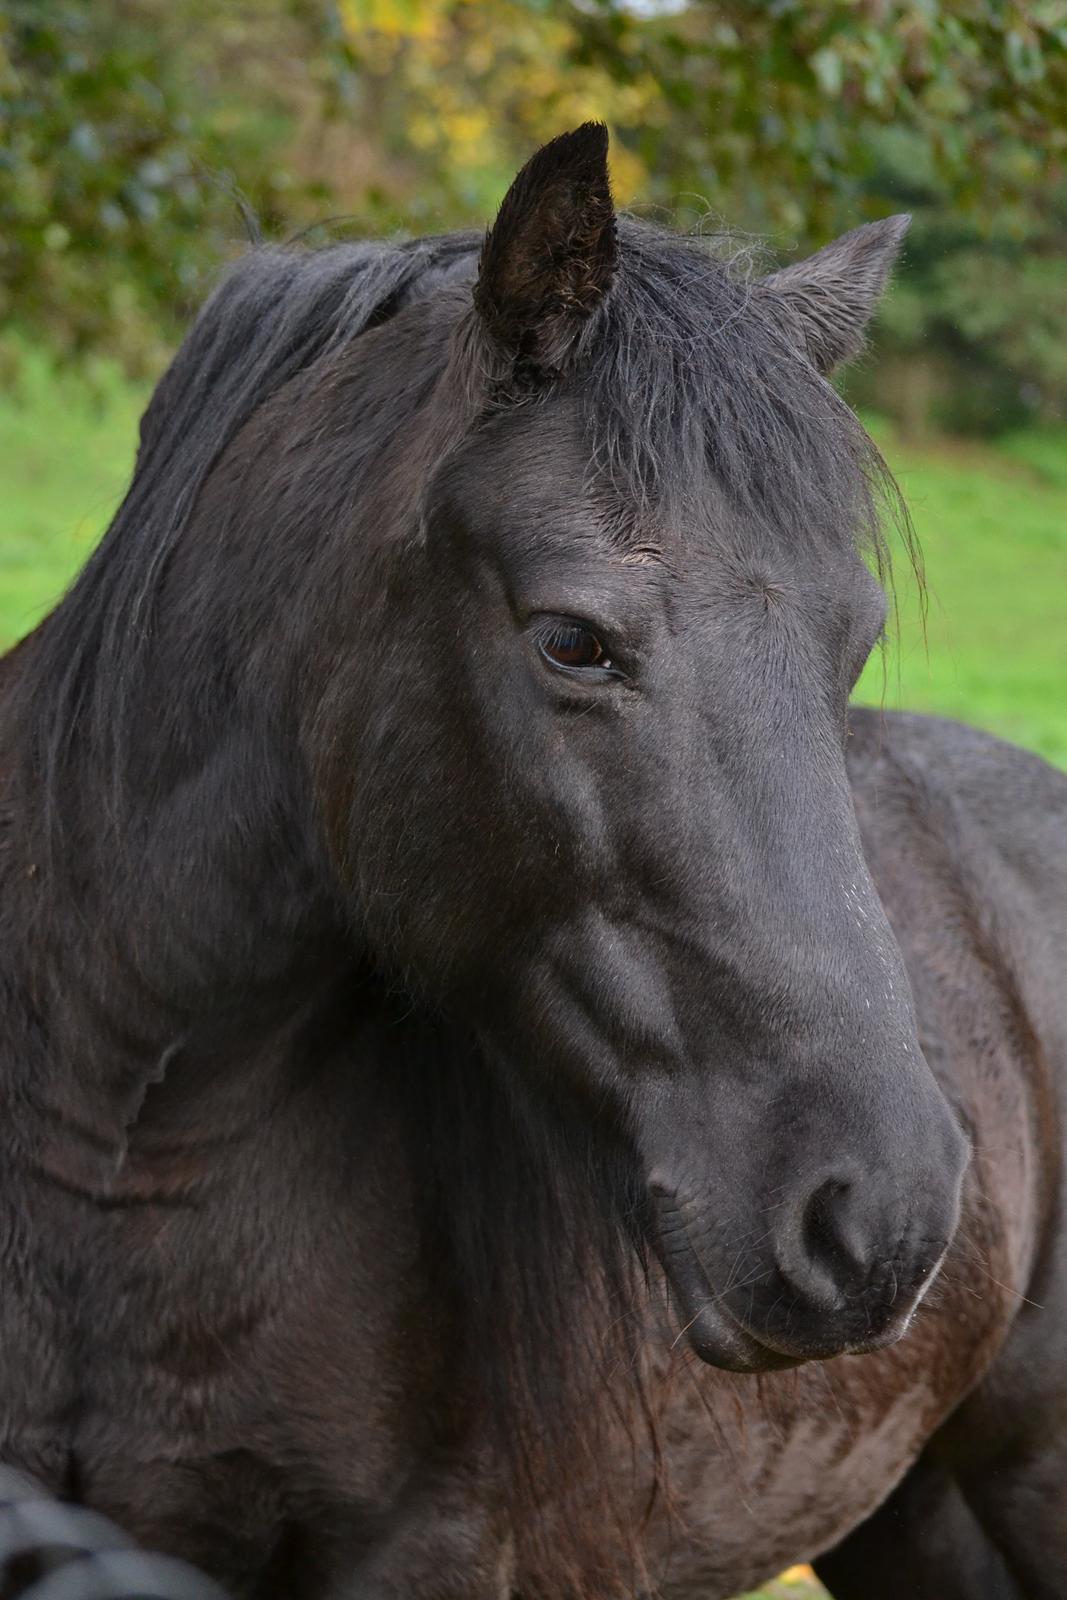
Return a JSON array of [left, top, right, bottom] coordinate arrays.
[[437, 402, 607, 539], [444, 394, 865, 597], [456, 397, 588, 487]]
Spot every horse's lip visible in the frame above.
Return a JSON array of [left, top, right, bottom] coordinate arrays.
[[652, 1212, 802, 1373], [839, 1303, 919, 1356], [681, 1295, 804, 1373], [684, 1281, 920, 1369]]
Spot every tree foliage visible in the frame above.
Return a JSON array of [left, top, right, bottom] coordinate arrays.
[[0, 0, 334, 366], [2, 0, 1065, 426], [570, 0, 1067, 234], [334, 0, 1067, 237], [852, 126, 1067, 431]]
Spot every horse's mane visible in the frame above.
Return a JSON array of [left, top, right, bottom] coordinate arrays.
[[9, 233, 481, 845], [398, 1011, 663, 1597]]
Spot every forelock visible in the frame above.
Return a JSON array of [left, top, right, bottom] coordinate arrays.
[[571, 219, 902, 572]]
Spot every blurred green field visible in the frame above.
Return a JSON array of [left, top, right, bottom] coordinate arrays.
[[855, 417, 1067, 769], [1, 348, 1064, 774], [0, 349, 150, 646]]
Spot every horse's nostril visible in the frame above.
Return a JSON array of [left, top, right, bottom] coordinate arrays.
[[772, 1168, 880, 1313], [800, 1177, 868, 1284]]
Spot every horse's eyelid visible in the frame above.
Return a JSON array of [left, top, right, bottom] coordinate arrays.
[[535, 642, 629, 685]]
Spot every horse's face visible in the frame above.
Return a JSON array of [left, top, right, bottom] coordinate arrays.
[[350, 127, 968, 1372]]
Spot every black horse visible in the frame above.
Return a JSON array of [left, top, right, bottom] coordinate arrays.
[[1, 124, 1064, 1599]]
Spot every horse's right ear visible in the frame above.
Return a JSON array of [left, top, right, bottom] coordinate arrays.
[[474, 123, 617, 380]]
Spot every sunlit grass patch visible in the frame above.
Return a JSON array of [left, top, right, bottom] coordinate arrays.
[[0, 344, 150, 646], [738, 1564, 828, 1598]]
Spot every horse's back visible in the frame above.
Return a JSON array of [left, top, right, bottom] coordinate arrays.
[[849, 705, 1067, 876]]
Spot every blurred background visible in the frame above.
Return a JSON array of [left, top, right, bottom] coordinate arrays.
[[1, 0, 1066, 773], [0, 6, 1064, 1596]]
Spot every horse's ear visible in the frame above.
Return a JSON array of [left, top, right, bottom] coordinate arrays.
[[474, 122, 617, 378], [759, 215, 910, 375]]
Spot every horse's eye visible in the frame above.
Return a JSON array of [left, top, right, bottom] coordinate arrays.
[[538, 621, 611, 673]]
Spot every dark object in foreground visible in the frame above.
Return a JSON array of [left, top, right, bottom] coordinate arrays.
[[0, 1469, 224, 1598], [0, 124, 1064, 1598]]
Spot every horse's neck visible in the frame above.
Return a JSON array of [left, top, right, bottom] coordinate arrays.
[[2, 927, 360, 1200], [0, 629, 354, 1189]]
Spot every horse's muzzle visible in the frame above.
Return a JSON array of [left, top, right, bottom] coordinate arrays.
[[648, 1143, 966, 1371]]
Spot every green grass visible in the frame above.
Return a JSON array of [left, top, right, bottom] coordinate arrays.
[[854, 417, 1067, 769], [1, 349, 1064, 772], [0, 346, 151, 647]]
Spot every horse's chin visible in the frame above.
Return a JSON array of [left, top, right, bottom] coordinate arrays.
[[657, 1237, 804, 1372], [681, 1299, 804, 1374], [679, 1297, 915, 1373], [664, 1247, 923, 1374]]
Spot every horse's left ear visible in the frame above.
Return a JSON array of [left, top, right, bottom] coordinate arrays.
[[474, 122, 617, 378], [759, 215, 910, 375]]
